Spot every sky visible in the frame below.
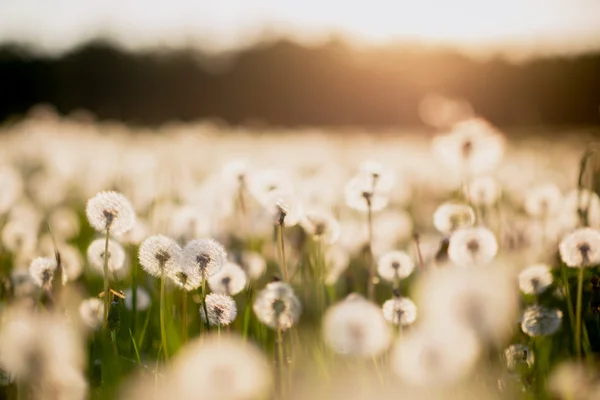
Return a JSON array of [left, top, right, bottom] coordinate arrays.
[[1, 0, 600, 58]]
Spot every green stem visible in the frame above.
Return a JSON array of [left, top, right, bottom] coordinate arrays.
[[561, 264, 576, 335], [277, 223, 288, 281], [160, 276, 169, 360], [277, 327, 285, 398], [367, 200, 375, 301], [576, 267, 584, 359], [102, 229, 111, 330], [201, 278, 211, 332], [131, 245, 138, 337], [182, 292, 188, 343]]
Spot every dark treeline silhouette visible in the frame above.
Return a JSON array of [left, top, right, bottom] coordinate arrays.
[[1, 39, 600, 128]]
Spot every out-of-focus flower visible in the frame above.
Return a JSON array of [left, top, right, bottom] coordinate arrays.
[[518, 264, 553, 295], [448, 227, 498, 266], [1, 219, 38, 256], [240, 251, 267, 281], [169, 263, 202, 291], [169, 205, 211, 241], [382, 296, 417, 326], [0, 166, 23, 214], [86, 191, 135, 235], [322, 297, 391, 357], [344, 174, 389, 213], [324, 246, 350, 285], [253, 281, 301, 331], [300, 210, 340, 244], [465, 176, 501, 206], [200, 294, 238, 326], [138, 235, 181, 277], [548, 362, 597, 400], [79, 298, 104, 330], [120, 219, 149, 245], [48, 207, 80, 240], [208, 262, 247, 295], [521, 305, 563, 336], [87, 238, 126, 275], [504, 344, 534, 371], [561, 189, 600, 230], [433, 202, 475, 235], [377, 251, 415, 282], [559, 228, 600, 267], [391, 324, 480, 386], [179, 239, 227, 278], [524, 183, 563, 218], [123, 287, 151, 312], [247, 169, 294, 206], [263, 191, 303, 226], [29, 257, 58, 289]]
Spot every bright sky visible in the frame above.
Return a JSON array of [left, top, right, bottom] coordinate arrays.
[[1, 0, 600, 57]]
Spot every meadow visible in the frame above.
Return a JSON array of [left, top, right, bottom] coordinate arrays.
[[0, 107, 599, 400]]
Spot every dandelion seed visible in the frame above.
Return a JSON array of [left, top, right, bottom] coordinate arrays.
[[433, 202, 475, 234], [180, 239, 227, 278], [377, 250, 415, 282], [29, 257, 57, 289], [559, 228, 600, 267], [524, 183, 563, 218], [382, 296, 417, 326], [519, 264, 553, 295], [240, 251, 267, 280], [504, 344, 534, 371], [300, 210, 340, 244], [79, 298, 104, 330], [253, 281, 301, 331], [86, 191, 135, 235], [87, 238, 126, 275], [465, 176, 501, 207], [521, 305, 563, 336], [448, 227, 498, 266], [123, 287, 152, 312], [322, 297, 391, 357], [391, 325, 480, 386], [200, 294, 238, 326], [138, 235, 181, 277], [208, 262, 247, 295]]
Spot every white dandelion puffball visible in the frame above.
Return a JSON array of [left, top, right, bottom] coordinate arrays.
[[524, 183, 563, 218], [0, 166, 23, 215], [253, 281, 301, 331], [208, 262, 247, 295], [559, 228, 600, 267], [86, 191, 135, 235], [416, 266, 518, 344], [124, 287, 152, 312], [466, 176, 501, 206], [433, 202, 475, 234], [263, 191, 303, 226], [79, 298, 104, 330], [357, 160, 395, 192], [138, 235, 181, 277], [87, 238, 126, 275], [322, 297, 391, 357], [29, 257, 58, 288], [562, 189, 600, 229], [60, 245, 84, 284], [120, 219, 149, 245], [548, 362, 596, 400], [170, 335, 272, 400], [248, 169, 294, 205], [169, 205, 212, 241], [448, 227, 498, 266], [241, 251, 267, 280], [2, 219, 38, 256], [200, 294, 238, 326], [391, 325, 481, 386], [519, 264, 553, 295], [344, 174, 389, 213], [324, 246, 350, 285], [169, 263, 202, 291], [377, 250, 415, 282], [521, 305, 563, 337], [382, 297, 417, 326], [504, 344, 534, 371], [48, 207, 80, 240], [180, 238, 227, 278], [300, 210, 340, 244]]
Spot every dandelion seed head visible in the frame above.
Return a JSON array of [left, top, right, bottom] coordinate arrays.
[[208, 262, 247, 295], [1, 219, 38, 256], [344, 174, 389, 213], [433, 202, 475, 234], [78, 298, 104, 330], [300, 210, 340, 244], [253, 281, 301, 331], [169, 205, 211, 241], [466, 176, 501, 206], [138, 235, 181, 277], [248, 169, 294, 205], [120, 219, 149, 245], [562, 189, 600, 229], [0, 166, 23, 215], [200, 294, 238, 326], [59, 245, 84, 284], [48, 207, 80, 240], [240, 251, 266, 281], [357, 160, 395, 192], [123, 287, 152, 312], [377, 250, 415, 282], [448, 227, 498, 266], [29, 257, 58, 288], [559, 228, 600, 267], [324, 246, 350, 285], [180, 238, 227, 278], [86, 191, 135, 235], [322, 297, 391, 357], [382, 297, 417, 326], [524, 183, 563, 218], [548, 362, 595, 400], [521, 305, 563, 336], [169, 263, 202, 291], [504, 344, 534, 371], [263, 191, 303, 226], [87, 238, 126, 275], [518, 264, 553, 295]]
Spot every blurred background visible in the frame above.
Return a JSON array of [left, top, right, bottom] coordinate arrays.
[[0, 0, 599, 130]]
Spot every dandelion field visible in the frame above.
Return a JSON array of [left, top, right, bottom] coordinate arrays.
[[1, 110, 600, 400]]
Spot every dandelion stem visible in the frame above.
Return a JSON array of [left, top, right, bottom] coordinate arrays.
[[366, 198, 375, 301], [276, 327, 285, 399], [243, 287, 253, 341], [102, 228, 111, 330], [277, 222, 288, 281], [182, 292, 188, 343], [201, 277, 211, 333], [130, 245, 138, 337], [576, 267, 585, 359], [159, 275, 170, 360], [413, 233, 425, 270]]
